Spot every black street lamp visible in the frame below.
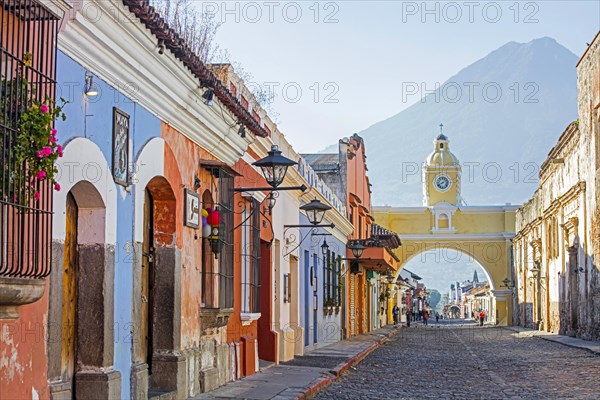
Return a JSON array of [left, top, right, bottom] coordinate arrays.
[[501, 277, 514, 288], [348, 241, 366, 259], [321, 238, 329, 257], [284, 198, 335, 229], [235, 145, 307, 194], [301, 198, 331, 225], [386, 271, 395, 284], [266, 192, 277, 215], [253, 145, 297, 188]]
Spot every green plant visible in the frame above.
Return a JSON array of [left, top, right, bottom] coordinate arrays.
[[1, 53, 67, 205]]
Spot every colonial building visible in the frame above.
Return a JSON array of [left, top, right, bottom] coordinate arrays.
[[374, 133, 518, 326], [395, 269, 421, 323], [0, 3, 60, 399], [0, 2, 363, 398], [303, 134, 401, 338], [512, 31, 600, 340], [297, 158, 353, 351], [0, 0, 270, 399]]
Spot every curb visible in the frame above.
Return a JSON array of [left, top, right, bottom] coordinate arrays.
[[503, 327, 600, 356], [296, 328, 401, 399], [538, 336, 600, 356]]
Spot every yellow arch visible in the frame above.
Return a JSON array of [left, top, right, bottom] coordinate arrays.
[[374, 205, 517, 326], [397, 244, 495, 290]]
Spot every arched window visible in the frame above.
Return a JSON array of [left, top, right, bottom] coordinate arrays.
[[438, 213, 449, 229]]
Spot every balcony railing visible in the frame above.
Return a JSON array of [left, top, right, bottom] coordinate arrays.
[[1, 0, 58, 279]]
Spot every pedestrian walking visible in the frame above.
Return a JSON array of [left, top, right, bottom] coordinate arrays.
[[435, 312, 439, 323], [423, 310, 429, 326], [479, 310, 485, 326], [406, 310, 411, 327], [393, 305, 400, 325]]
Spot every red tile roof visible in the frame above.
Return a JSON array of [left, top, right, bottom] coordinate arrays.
[[122, 0, 268, 138]]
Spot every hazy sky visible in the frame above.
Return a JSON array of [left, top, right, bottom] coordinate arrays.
[[404, 249, 489, 294], [206, 1, 599, 152]]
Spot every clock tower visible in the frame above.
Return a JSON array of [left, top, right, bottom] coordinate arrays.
[[423, 130, 462, 207]]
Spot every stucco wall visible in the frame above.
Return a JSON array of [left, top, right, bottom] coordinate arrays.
[[298, 214, 345, 350], [52, 50, 161, 399]]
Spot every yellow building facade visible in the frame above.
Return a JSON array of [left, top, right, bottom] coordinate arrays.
[[375, 134, 518, 325]]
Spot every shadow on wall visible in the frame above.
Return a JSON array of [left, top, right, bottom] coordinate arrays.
[[517, 236, 600, 341]]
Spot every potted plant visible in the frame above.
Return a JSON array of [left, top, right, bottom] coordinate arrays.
[[1, 53, 66, 205]]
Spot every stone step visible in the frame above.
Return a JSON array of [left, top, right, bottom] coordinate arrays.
[[148, 389, 177, 400]]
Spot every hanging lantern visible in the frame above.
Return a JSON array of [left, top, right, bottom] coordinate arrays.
[[300, 198, 331, 225], [252, 145, 297, 188], [208, 209, 220, 226], [208, 226, 220, 255]]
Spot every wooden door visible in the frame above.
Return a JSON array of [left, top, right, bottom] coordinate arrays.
[[61, 192, 77, 389], [141, 189, 155, 373], [349, 274, 355, 336]]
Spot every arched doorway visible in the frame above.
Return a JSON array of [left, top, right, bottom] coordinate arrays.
[[132, 176, 177, 398], [51, 180, 121, 398]]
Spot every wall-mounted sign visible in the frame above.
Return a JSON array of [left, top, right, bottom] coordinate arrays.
[[112, 107, 130, 186], [184, 189, 200, 229]]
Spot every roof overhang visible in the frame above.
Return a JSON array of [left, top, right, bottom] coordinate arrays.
[[349, 246, 399, 272]]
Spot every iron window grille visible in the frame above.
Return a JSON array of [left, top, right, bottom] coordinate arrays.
[[218, 167, 234, 309], [200, 163, 235, 310], [323, 250, 341, 308], [0, 0, 58, 279], [335, 256, 342, 307], [241, 198, 260, 314]]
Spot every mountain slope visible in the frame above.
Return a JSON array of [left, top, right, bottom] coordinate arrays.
[[358, 37, 578, 206]]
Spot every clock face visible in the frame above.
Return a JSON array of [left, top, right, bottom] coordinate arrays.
[[435, 175, 451, 191]]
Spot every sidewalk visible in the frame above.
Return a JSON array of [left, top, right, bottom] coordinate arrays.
[[504, 326, 600, 355], [189, 325, 400, 400]]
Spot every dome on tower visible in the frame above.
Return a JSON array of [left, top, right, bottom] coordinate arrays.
[[425, 134, 460, 167]]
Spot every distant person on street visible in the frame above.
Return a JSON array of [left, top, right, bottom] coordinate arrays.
[[435, 312, 439, 323], [406, 310, 411, 327], [479, 310, 486, 326], [393, 305, 400, 325], [423, 310, 429, 326]]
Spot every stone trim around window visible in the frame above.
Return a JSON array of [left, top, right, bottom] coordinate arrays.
[[240, 312, 262, 326]]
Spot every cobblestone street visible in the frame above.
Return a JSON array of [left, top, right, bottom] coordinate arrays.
[[314, 320, 600, 399]]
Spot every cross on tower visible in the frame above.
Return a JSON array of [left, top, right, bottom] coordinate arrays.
[[439, 123, 444, 134]]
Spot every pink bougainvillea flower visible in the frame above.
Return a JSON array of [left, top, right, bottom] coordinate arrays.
[[48, 136, 57, 144], [13, 195, 18, 202], [40, 104, 49, 113], [36, 170, 47, 180], [51, 128, 57, 137], [34, 191, 41, 201], [57, 144, 63, 157], [42, 146, 52, 156], [37, 150, 45, 158], [54, 183, 61, 191]]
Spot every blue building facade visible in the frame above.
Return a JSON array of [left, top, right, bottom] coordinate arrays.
[[49, 50, 161, 399]]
